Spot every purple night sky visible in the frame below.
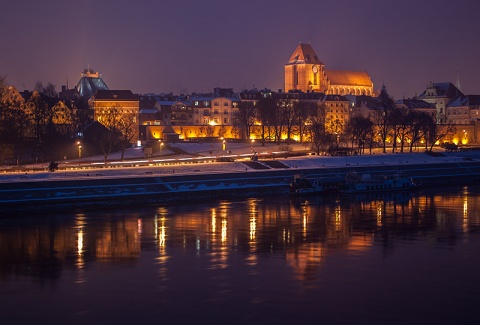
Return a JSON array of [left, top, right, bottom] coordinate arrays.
[[1, 0, 479, 99]]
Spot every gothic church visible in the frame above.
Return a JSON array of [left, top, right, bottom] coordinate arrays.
[[285, 43, 373, 96]]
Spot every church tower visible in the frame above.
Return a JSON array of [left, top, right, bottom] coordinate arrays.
[[285, 43, 374, 96], [284, 43, 326, 92]]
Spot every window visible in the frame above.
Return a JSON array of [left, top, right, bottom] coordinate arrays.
[[194, 101, 199, 106], [214, 118, 219, 123], [203, 118, 209, 124], [224, 102, 229, 107], [224, 118, 229, 123], [214, 102, 219, 106], [223, 110, 228, 114]]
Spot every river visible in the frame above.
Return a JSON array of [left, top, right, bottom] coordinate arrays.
[[1, 185, 479, 324]]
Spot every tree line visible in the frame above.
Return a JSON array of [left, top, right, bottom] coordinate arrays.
[[0, 76, 92, 165], [238, 86, 456, 155]]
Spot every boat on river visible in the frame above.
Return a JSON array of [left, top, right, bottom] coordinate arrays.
[[290, 175, 323, 196], [339, 172, 418, 194]]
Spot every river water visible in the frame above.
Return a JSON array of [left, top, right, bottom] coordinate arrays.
[[1, 185, 480, 324]]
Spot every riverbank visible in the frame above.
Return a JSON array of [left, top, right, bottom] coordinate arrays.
[[1, 150, 480, 213]]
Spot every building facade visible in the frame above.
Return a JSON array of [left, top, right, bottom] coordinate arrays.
[[285, 43, 374, 96], [89, 90, 140, 143]]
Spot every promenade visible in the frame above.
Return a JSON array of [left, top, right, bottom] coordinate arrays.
[[0, 142, 472, 183]]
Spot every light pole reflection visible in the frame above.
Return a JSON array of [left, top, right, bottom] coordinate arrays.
[[75, 215, 86, 285]]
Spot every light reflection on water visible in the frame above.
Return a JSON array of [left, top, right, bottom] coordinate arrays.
[[1, 186, 480, 324]]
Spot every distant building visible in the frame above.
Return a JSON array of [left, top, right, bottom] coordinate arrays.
[[141, 88, 241, 141], [395, 98, 436, 120], [323, 95, 351, 133], [417, 82, 464, 123], [77, 68, 109, 99], [89, 90, 139, 143], [284, 43, 374, 96], [347, 95, 382, 119], [449, 95, 480, 123]]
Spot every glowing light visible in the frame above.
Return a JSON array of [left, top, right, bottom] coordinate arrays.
[[75, 215, 86, 273], [335, 206, 342, 230], [159, 220, 166, 248], [211, 208, 216, 233], [221, 219, 227, 243], [250, 216, 256, 241], [77, 229, 84, 256], [376, 203, 383, 226]]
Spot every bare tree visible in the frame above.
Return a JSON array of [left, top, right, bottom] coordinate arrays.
[[389, 107, 410, 152], [373, 85, 396, 153], [428, 116, 456, 151], [0, 81, 28, 165], [406, 111, 432, 152], [257, 95, 276, 145], [96, 105, 139, 161], [238, 101, 256, 139], [346, 116, 373, 154], [116, 112, 138, 160], [305, 103, 329, 154]]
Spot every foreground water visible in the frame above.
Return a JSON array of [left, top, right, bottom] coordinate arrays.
[[1, 186, 480, 324]]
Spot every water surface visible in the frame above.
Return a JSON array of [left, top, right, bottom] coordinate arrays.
[[1, 186, 480, 324]]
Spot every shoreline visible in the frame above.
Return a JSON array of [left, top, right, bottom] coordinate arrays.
[[1, 151, 480, 212]]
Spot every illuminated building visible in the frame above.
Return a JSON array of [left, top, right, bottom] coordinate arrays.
[[143, 88, 240, 140], [447, 95, 480, 125], [89, 90, 140, 142], [417, 82, 464, 123], [76, 68, 109, 99], [284, 42, 374, 96], [395, 99, 436, 120]]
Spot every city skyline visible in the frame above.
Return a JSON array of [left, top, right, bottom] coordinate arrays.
[[1, 0, 480, 99]]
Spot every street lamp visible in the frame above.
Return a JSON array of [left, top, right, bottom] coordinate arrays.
[[222, 139, 226, 151], [251, 139, 255, 151], [76, 141, 82, 158], [159, 140, 164, 155]]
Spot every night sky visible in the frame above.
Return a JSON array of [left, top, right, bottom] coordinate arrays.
[[1, 0, 479, 99]]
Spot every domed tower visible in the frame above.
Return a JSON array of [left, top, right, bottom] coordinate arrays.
[[76, 68, 109, 99]]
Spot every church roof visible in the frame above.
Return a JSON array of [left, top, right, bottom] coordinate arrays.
[[325, 69, 373, 87], [286, 43, 324, 65]]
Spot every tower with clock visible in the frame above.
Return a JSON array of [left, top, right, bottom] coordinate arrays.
[[284, 42, 374, 96]]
